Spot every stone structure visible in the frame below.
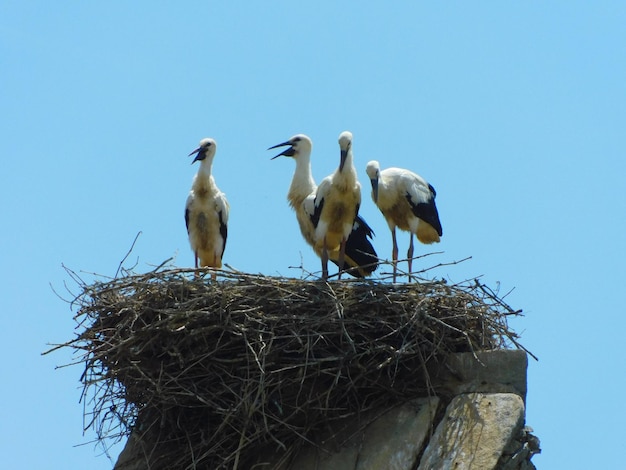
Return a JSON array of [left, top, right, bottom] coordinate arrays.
[[116, 349, 540, 469]]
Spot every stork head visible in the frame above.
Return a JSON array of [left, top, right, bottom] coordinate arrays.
[[365, 160, 381, 202], [268, 134, 312, 160], [188, 138, 217, 164], [338, 131, 353, 171]]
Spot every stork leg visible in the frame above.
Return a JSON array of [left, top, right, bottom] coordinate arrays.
[[391, 228, 399, 283], [337, 238, 347, 280], [321, 238, 329, 280], [210, 254, 218, 281], [407, 233, 414, 277], [193, 253, 200, 278]]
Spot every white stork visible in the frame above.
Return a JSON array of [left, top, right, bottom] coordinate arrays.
[[185, 138, 229, 277], [365, 160, 442, 282], [313, 131, 363, 280], [269, 134, 377, 279]]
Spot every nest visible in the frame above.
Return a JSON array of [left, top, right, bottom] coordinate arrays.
[[52, 264, 527, 469]]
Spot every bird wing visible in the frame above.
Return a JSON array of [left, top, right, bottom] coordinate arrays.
[[301, 192, 318, 226], [403, 174, 443, 236], [215, 192, 230, 252], [342, 215, 378, 277], [184, 194, 193, 234], [353, 214, 374, 238], [215, 192, 229, 224], [309, 177, 331, 228]]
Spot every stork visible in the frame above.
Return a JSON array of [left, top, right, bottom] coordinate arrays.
[[365, 160, 442, 282], [313, 131, 363, 280], [269, 134, 377, 279], [185, 138, 229, 277]]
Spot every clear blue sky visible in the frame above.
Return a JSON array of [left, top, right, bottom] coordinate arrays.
[[2, 2, 624, 468]]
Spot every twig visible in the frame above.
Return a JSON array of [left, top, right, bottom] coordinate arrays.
[[115, 231, 142, 279]]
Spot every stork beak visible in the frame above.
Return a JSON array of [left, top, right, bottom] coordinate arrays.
[[268, 141, 295, 159], [339, 149, 348, 171], [370, 178, 379, 202], [188, 147, 204, 164]]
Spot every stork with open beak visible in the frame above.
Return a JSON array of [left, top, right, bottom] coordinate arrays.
[[269, 133, 377, 279], [365, 160, 442, 282], [185, 138, 229, 278]]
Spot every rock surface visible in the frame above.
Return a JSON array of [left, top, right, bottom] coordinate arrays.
[[356, 397, 440, 470], [430, 349, 528, 401], [418, 393, 525, 470], [259, 397, 441, 470]]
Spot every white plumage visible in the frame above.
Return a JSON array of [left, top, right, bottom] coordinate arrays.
[[365, 160, 442, 282], [269, 134, 317, 248], [185, 138, 229, 275], [269, 133, 377, 279], [313, 131, 362, 280]]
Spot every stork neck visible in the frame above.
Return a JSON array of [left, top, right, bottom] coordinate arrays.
[[196, 157, 214, 177], [292, 155, 315, 189], [288, 153, 315, 205]]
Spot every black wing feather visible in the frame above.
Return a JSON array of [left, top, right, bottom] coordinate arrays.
[[219, 210, 228, 254], [405, 190, 443, 236], [340, 215, 378, 277], [309, 196, 324, 228]]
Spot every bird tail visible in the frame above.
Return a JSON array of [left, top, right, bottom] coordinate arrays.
[[198, 250, 222, 269], [416, 221, 441, 244], [333, 215, 378, 277]]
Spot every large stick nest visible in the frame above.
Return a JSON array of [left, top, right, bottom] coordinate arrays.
[[54, 265, 526, 469]]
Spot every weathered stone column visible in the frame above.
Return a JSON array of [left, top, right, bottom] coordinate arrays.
[[418, 393, 525, 470]]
